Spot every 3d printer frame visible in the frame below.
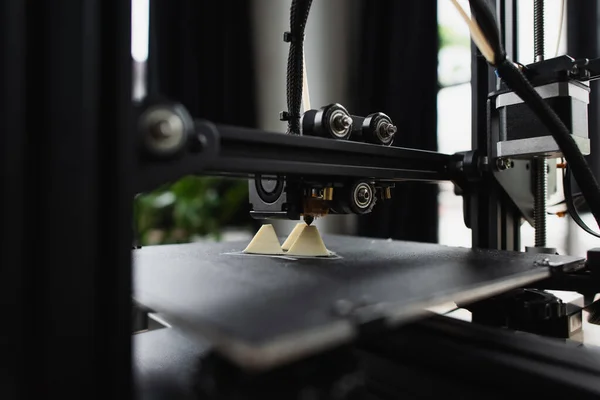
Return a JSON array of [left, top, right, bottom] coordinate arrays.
[[3, 0, 600, 398]]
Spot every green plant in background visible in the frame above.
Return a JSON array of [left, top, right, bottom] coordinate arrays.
[[439, 24, 470, 49], [134, 176, 251, 245], [438, 22, 471, 88]]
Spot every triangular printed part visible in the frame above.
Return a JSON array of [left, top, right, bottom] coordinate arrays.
[[281, 223, 307, 251], [286, 225, 329, 257], [243, 224, 284, 255]]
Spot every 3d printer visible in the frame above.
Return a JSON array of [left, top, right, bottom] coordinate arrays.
[[4, 0, 600, 399]]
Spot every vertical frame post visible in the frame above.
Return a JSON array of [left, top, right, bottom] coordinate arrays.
[[469, 0, 521, 250], [0, 0, 133, 396]]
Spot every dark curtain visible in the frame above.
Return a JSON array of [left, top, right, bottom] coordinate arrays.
[[149, 0, 257, 128], [352, 1, 439, 242], [147, 0, 257, 228]]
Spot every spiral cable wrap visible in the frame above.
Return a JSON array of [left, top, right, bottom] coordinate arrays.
[[285, 0, 313, 134]]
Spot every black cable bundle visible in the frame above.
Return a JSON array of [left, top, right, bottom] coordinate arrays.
[[285, 0, 313, 135], [469, 0, 504, 62], [564, 166, 600, 238]]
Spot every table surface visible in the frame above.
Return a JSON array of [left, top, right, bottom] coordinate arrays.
[[133, 235, 584, 371]]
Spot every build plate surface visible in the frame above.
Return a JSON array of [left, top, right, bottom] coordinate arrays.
[[133, 235, 583, 371]]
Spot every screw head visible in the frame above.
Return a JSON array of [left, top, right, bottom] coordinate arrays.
[[496, 158, 513, 171], [333, 114, 352, 131], [379, 122, 397, 138], [340, 115, 353, 129], [150, 120, 173, 139], [352, 182, 374, 211], [329, 110, 353, 138], [356, 187, 370, 204], [140, 106, 187, 156], [385, 124, 397, 136], [373, 119, 396, 145]]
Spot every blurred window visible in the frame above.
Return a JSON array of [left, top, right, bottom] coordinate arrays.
[[437, 0, 472, 248]]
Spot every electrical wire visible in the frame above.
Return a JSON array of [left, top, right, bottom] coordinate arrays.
[[455, 0, 600, 231], [468, 0, 503, 58], [302, 52, 311, 112], [450, 0, 495, 64], [285, 0, 313, 135], [554, 0, 565, 56], [564, 165, 600, 238]]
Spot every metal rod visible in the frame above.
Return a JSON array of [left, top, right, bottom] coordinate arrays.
[[534, 158, 548, 247], [533, 0, 547, 248], [534, 0, 545, 62]]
